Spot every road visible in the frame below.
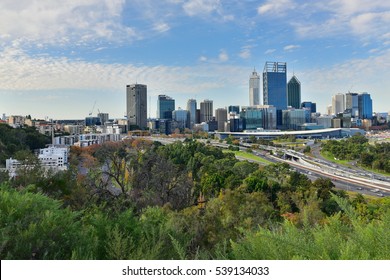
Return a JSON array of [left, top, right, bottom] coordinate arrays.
[[144, 136, 390, 197]]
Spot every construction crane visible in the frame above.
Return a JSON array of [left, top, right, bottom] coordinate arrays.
[[89, 101, 97, 116]]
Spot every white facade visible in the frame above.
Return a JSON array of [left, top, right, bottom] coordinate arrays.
[[6, 146, 69, 177], [332, 93, 345, 115], [38, 146, 69, 167], [249, 69, 260, 106]]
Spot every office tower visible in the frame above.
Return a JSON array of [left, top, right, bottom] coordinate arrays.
[[157, 95, 175, 120], [345, 92, 359, 117], [249, 69, 260, 106], [126, 84, 147, 130], [97, 113, 109, 125], [287, 75, 301, 109], [186, 99, 197, 128], [228, 105, 240, 114], [172, 108, 190, 129], [200, 100, 213, 122], [331, 93, 345, 115], [358, 92, 373, 119], [240, 105, 277, 130], [215, 108, 227, 132], [282, 108, 306, 130], [263, 62, 287, 126], [301, 101, 316, 113], [196, 109, 201, 124]]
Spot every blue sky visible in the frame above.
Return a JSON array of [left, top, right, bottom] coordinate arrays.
[[0, 0, 389, 119]]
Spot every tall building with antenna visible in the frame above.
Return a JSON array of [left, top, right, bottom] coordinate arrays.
[[263, 62, 287, 126], [249, 68, 260, 106]]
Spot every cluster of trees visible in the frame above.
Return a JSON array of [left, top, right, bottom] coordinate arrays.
[[0, 123, 51, 165], [322, 134, 390, 173], [1, 138, 390, 259]]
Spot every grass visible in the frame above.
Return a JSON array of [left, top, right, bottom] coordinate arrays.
[[320, 150, 352, 166], [224, 150, 272, 165], [321, 150, 390, 177]]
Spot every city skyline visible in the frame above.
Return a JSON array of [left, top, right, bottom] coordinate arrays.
[[0, 1, 389, 119]]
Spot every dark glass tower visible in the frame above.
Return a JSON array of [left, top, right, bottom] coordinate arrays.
[[287, 75, 301, 109], [157, 95, 175, 120], [263, 62, 287, 126], [358, 92, 373, 119]]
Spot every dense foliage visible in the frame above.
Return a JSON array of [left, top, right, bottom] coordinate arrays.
[[1, 138, 390, 259], [321, 133, 390, 173], [0, 123, 51, 165]]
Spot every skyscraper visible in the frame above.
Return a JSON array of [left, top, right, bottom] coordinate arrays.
[[126, 84, 147, 130], [263, 62, 287, 126], [200, 100, 213, 122], [249, 69, 260, 106], [358, 92, 373, 119], [215, 108, 227, 132], [186, 99, 197, 128], [157, 95, 175, 120], [301, 101, 317, 113], [331, 93, 345, 115], [345, 92, 359, 117], [172, 108, 190, 129], [228, 105, 240, 114], [287, 75, 301, 109]]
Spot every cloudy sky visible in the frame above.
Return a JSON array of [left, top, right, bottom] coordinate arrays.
[[0, 0, 389, 119]]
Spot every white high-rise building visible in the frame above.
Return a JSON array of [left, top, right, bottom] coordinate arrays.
[[332, 93, 345, 115], [249, 69, 260, 106]]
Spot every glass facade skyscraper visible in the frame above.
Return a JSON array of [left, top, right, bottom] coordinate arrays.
[[186, 99, 197, 128], [287, 75, 301, 109], [263, 62, 287, 126], [358, 92, 373, 119], [157, 95, 175, 120], [240, 105, 276, 130], [228, 105, 240, 114], [346, 92, 359, 118]]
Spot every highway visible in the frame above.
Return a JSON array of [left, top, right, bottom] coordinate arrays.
[[143, 136, 390, 197]]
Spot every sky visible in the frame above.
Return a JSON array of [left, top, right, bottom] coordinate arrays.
[[0, 0, 389, 120]]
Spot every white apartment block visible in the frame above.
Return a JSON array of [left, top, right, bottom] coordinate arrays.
[[5, 146, 69, 178]]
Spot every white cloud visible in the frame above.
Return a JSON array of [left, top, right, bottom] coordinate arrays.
[[265, 49, 276, 54], [301, 48, 390, 113], [239, 49, 251, 59], [199, 56, 208, 62], [218, 49, 229, 62], [153, 23, 171, 33], [183, 0, 220, 16], [0, 47, 244, 93], [284, 45, 300, 51], [257, 0, 295, 15], [0, 0, 133, 45], [289, 2, 390, 43]]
